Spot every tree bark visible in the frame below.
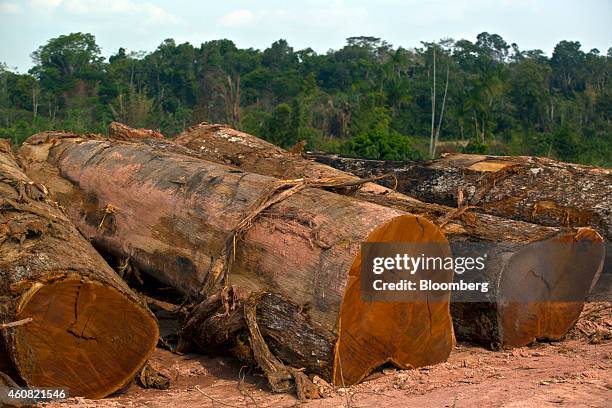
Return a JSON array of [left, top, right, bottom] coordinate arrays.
[[0, 138, 159, 399], [174, 123, 371, 184], [109, 121, 164, 141], [18, 133, 455, 386], [433, 65, 450, 158], [307, 152, 612, 307], [305, 152, 612, 241], [429, 46, 436, 159], [174, 124, 606, 348]]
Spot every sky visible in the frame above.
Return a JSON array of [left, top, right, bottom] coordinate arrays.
[[0, 0, 610, 72]]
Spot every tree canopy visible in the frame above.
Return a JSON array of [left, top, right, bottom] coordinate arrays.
[[1, 32, 610, 166]]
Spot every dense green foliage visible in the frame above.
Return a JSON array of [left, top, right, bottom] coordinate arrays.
[[1, 33, 610, 165]]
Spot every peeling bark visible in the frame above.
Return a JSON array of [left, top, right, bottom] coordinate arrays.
[[305, 152, 612, 241], [0, 138, 158, 399], [18, 133, 455, 386], [175, 124, 606, 348], [109, 121, 164, 141]]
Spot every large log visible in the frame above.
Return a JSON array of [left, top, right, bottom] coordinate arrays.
[[307, 151, 612, 302], [304, 152, 612, 241], [109, 121, 164, 141], [175, 123, 365, 181], [0, 138, 158, 399], [174, 124, 606, 348], [18, 133, 455, 386]]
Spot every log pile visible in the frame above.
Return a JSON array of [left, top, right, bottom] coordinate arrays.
[[3, 121, 607, 401], [304, 152, 612, 240], [306, 151, 612, 301], [174, 124, 606, 348], [0, 139, 159, 399], [18, 132, 455, 387]]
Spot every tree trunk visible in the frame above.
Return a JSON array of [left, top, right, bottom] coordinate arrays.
[[109, 121, 164, 141], [305, 152, 612, 241], [433, 65, 450, 158], [429, 46, 436, 159], [18, 133, 455, 386], [307, 152, 612, 304], [0, 138, 158, 399], [174, 123, 372, 183], [174, 124, 606, 348], [179, 287, 339, 393]]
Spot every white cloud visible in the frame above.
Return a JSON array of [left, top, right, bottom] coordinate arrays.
[[220, 9, 255, 28], [28, 0, 63, 8], [26, 0, 181, 25], [301, 4, 367, 29], [219, 3, 368, 31], [64, 0, 137, 14], [0, 2, 22, 14], [142, 3, 180, 25]]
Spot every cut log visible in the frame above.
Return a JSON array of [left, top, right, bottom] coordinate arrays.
[[109, 121, 164, 141], [306, 151, 612, 307], [18, 133, 455, 386], [174, 124, 606, 348], [174, 123, 363, 181], [174, 124, 447, 209], [305, 152, 612, 241], [0, 138, 159, 399]]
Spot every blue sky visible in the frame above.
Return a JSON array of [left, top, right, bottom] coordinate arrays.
[[0, 0, 610, 72]]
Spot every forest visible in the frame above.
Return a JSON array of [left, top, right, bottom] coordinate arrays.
[[0, 32, 610, 166]]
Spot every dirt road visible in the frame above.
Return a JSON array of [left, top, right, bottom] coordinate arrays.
[[44, 303, 611, 408]]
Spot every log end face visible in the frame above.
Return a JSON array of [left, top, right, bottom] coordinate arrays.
[[333, 214, 454, 385], [497, 228, 605, 348], [13, 276, 159, 399]]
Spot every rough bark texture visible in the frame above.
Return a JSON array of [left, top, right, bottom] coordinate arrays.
[[0, 138, 159, 399], [174, 124, 606, 348], [109, 121, 164, 141], [175, 123, 363, 182], [179, 287, 336, 386], [18, 133, 455, 386], [307, 151, 612, 307], [305, 152, 612, 241]]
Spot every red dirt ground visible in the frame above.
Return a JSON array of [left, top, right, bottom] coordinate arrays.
[[44, 302, 611, 408]]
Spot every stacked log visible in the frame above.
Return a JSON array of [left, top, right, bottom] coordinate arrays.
[[174, 123, 606, 348], [304, 152, 612, 241], [18, 133, 455, 386], [109, 121, 164, 141], [307, 151, 612, 302], [0, 138, 159, 399]]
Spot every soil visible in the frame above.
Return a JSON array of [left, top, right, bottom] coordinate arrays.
[[43, 302, 611, 408]]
